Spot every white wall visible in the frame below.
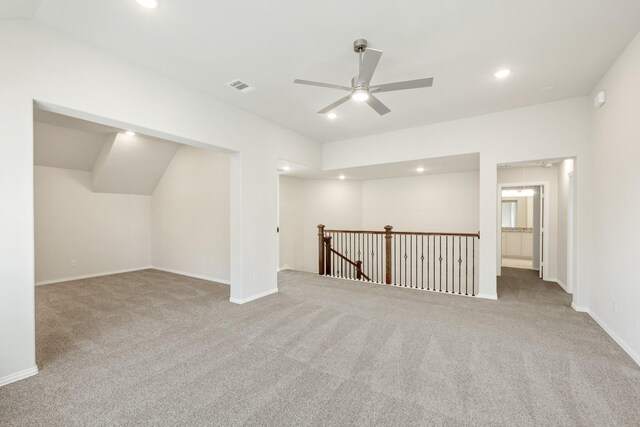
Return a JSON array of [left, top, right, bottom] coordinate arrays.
[[278, 176, 306, 272], [34, 146, 230, 285], [323, 97, 591, 302], [589, 32, 640, 364], [152, 146, 230, 283], [279, 171, 479, 273], [0, 21, 321, 384], [362, 172, 479, 233], [34, 137, 231, 285], [498, 165, 559, 280], [278, 176, 362, 273], [34, 166, 151, 284]]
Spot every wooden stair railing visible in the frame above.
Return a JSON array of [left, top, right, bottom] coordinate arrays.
[[323, 236, 371, 281], [318, 224, 480, 296]]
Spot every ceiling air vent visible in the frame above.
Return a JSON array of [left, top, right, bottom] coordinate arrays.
[[227, 79, 255, 93]]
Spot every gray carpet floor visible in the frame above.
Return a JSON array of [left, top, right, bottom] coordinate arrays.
[[1, 268, 639, 426]]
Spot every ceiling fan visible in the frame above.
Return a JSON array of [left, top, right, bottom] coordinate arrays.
[[294, 39, 434, 116]]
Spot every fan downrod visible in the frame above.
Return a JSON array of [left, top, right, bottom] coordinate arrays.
[[353, 39, 368, 53]]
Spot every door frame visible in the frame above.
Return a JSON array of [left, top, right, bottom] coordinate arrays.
[[497, 181, 550, 281], [566, 172, 575, 293]]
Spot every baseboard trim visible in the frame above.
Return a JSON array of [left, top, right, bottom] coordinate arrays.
[[230, 288, 278, 305], [587, 309, 640, 367], [35, 267, 152, 286], [571, 302, 589, 312], [37, 267, 231, 287], [476, 292, 498, 300], [0, 366, 38, 387], [150, 266, 230, 285], [548, 277, 569, 293], [556, 280, 567, 292]]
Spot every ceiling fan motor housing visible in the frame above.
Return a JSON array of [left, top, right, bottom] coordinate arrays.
[[353, 39, 368, 53]]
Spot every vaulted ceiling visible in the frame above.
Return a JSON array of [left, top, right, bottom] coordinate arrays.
[[7, 0, 640, 143], [34, 110, 181, 195]]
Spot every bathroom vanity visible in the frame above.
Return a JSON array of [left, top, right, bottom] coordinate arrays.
[[501, 227, 533, 258]]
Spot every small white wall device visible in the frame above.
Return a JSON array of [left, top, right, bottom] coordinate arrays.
[[594, 90, 606, 108]]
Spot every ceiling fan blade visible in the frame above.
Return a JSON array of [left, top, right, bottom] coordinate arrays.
[[356, 48, 382, 87], [366, 94, 391, 116], [294, 79, 352, 91], [317, 95, 352, 114], [370, 77, 434, 93]]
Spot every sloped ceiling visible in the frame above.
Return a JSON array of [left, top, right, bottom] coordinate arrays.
[[34, 110, 181, 195], [92, 133, 180, 195], [34, 122, 106, 171]]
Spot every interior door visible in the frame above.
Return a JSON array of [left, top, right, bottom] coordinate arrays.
[[532, 188, 541, 270]]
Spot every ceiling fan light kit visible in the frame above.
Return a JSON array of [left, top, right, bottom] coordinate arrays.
[[294, 39, 434, 116], [351, 89, 370, 102]]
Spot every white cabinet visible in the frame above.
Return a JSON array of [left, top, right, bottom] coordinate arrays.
[[502, 230, 534, 259], [521, 233, 533, 257], [504, 232, 522, 257]]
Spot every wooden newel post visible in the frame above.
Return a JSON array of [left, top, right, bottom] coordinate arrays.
[[324, 236, 332, 276], [318, 224, 325, 275], [356, 260, 363, 280], [384, 225, 393, 285]]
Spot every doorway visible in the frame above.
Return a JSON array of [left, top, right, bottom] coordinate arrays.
[[498, 182, 549, 280], [500, 186, 538, 270]]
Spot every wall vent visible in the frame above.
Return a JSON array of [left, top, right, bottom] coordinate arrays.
[[227, 79, 255, 93]]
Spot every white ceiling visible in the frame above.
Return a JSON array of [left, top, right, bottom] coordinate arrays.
[[8, 1, 640, 143], [0, 0, 42, 19], [280, 153, 478, 181]]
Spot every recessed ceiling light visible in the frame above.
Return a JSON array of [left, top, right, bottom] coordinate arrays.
[[327, 112, 337, 120], [281, 165, 290, 171], [137, 0, 158, 9], [494, 69, 511, 79], [351, 89, 369, 102], [338, 175, 346, 180], [416, 167, 425, 173], [125, 131, 136, 136]]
